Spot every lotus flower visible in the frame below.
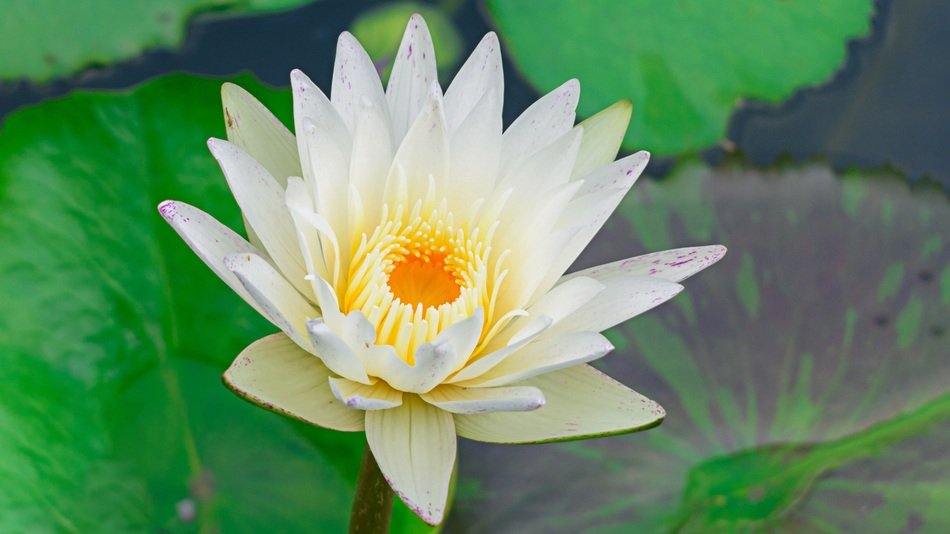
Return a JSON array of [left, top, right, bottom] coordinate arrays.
[[159, 15, 725, 525]]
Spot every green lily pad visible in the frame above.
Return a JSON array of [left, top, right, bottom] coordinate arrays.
[[486, 0, 874, 155], [0, 0, 315, 82], [449, 163, 950, 531], [0, 73, 432, 532]]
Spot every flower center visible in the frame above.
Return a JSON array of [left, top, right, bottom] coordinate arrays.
[[387, 253, 461, 308], [343, 199, 504, 363]]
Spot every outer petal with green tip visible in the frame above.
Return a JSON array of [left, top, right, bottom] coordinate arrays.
[[223, 333, 364, 432], [454, 364, 664, 443]]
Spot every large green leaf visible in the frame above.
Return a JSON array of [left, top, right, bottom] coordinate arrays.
[[486, 0, 874, 155], [0, 0, 315, 82], [448, 163, 950, 532], [0, 73, 432, 532]]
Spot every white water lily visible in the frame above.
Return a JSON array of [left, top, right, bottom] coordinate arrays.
[[160, 15, 724, 525]]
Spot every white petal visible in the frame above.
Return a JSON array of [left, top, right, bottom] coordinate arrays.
[[458, 331, 613, 388], [349, 98, 394, 235], [306, 318, 372, 385], [487, 275, 602, 355], [207, 138, 310, 296], [455, 364, 664, 443], [328, 377, 403, 410], [500, 78, 579, 177], [513, 276, 604, 332], [310, 274, 345, 326], [563, 245, 729, 284], [444, 32, 503, 132], [387, 14, 438, 143], [498, 127, 582, 193], [331, 32, 388, 135], [300, 118, 351, 269], [371, 311, 484, 394], [570, 100, 632, 181], [447, 88, 502, 222], [366, 395, 456, 526], [291, 68, 351, 162], [547, 276, 684, 337], [291, 70, 352, 241], [222, 82, 301, 188], [223, 333, 364, 432], [157, 200, 264, 316], [448, 315, 552, 384], [437, 307, 484, 365], [296, 206, 344, 291], [532, 151, 651, 298], [494, 224, 581, 315], [489, 130, 583, 249], [225, 252, 317, 349], [384, 87, 449, 206], [574, 150, 649, 197], [285, 177, 333, 289], [422, 385, 544, 414]]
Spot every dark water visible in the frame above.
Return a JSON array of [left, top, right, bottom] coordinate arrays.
[[730, 0, 950, 187], [1, 0, 947, 187]]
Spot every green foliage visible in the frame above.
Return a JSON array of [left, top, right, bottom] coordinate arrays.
[[0, 73, 432, 533], [451, 163, 950, 532], [0, 0, 314, 82], [487, 0, 874, 155]]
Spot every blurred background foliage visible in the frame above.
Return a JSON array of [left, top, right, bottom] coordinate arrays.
[[0, 0, 947, 532]]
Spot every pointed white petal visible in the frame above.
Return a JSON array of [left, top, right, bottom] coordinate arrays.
[[448, 315, 552, 384], [422, 385, 544, 414], [494, 224, 581, 315], [444, 32, 503, 131], [306, 318, 372, 385], [547, 276, 684, 337], [366, 395, 455, 525], [222, 82, 301, 188], [515, 276, 604, 331], [574, 149, 649, 197], [437, 307, 484, 365], [563, 245, 729, 284], [570, 100, 632, 180], [349, 98, 394, 235], [331, 32, 388, 134], [328, 377, 403, 410], [291, 70, 352, 234], [533, 151, 651, 297], [207, 138, 310, 296], [447, 88, 501, 221], [455, 364, 664, 443], [387, 14, 438, 142], [158, 200, 264, 315], [285, 177, 333, 289], [385, 88, 449, 206], [459, 331, 613, 388], [224, 252, 318, 348], [291, 69, 351, 159], [498, 126, 582, 192], [500, 79, 579, 176], [370, 311, 484, 394], [310, 274, 345, 326], [223, 333, 364, 432], [300, 117, 350, 267], [490, 130, 583, 250]]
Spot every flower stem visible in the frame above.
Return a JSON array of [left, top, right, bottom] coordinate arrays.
[[349, 445, 393, 534]]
